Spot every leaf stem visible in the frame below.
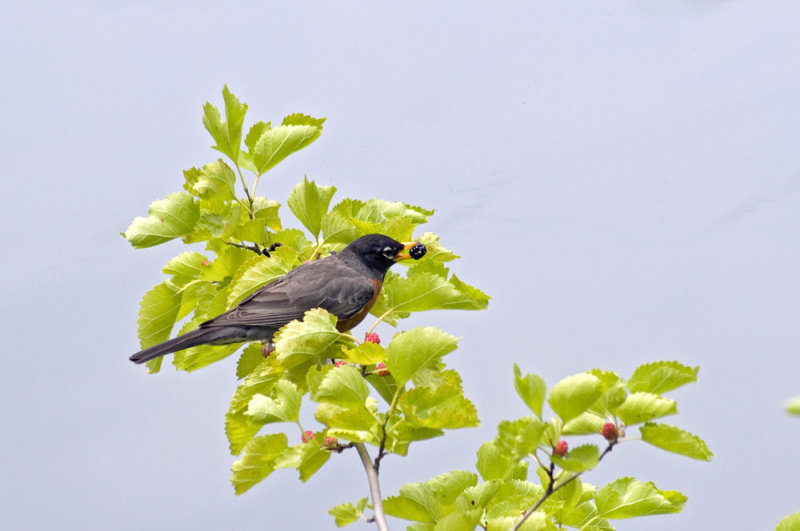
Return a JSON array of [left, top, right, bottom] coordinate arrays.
[[233, 162, 254, 219], [355, 443, 389, 531]]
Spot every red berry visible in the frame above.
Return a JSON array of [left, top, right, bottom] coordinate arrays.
[[334, 360, 348, 368], [365, 333, 381, 345], [201, 260, 210, 266], [375, 362, 390, 376], [553, 440, 568, 457], [602, 422, 618, 442], [262, 344, 275, 357], [301, 430, 315, 443], [324, 437, 337, 447]]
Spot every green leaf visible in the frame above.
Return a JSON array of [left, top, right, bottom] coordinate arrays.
[[246, 379, 302, 424], [433, 510, 482, 531], [562, 412, 606, 435], [226, 245, 299, 307], [230, 433, 288, 495], [124, 192, 200, 248], [384, 471, 478, 523], [329, 498, 368, 527], [548, 373, 604, 423], [162, 251, 207, 279], [342, 342, 386, 365], [288, 176, 337, 239], [377, 262, 489, 321], [188, 159, 236, 203], [236, 343, 265, 379], [496, 417, 546, 460], [325, 407, 381, 444], [551, 444, 600, 472], [613, 392, 677, 425], [514, 364, 546, 417], [398, 383, 479, 429], [310, 365, 370, 409], [385, 327, 460, 387], [476, 440, 513, 481], [786, 396, 800, 415], [627, 361, 698, 394], [640, 423, 713, 460], [488, 512, 555, 531], [251, 117, 324, 175], [203, 85, 247, 164], [172, 341, 241, 372], [136, 281, 182, 355], [776, 511, 800, 531], [274, 308, 348, 368], [273, 433, 331, 482], [595, 477, 686, 519]]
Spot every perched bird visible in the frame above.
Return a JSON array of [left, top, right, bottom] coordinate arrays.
[[130, 234, 425, 364]]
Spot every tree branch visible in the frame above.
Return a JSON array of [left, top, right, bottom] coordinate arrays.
[[355, 442, 389, 531]]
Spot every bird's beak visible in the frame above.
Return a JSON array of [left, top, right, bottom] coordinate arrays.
[[394, 242, 416, 261]]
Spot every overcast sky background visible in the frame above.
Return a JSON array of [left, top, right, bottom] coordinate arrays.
[[2, 1, 800, 530]]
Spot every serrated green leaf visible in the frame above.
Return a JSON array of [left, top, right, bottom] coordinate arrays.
[[433, 510, 482, 531], [173, 341, 241, 372], [398, 383, 479, 429], [274, 308, 349, 368], [325, 408, 381, 444], [226, 245, 299, 307], [627, 361, 698, 394], [514, 364, 546, 417], [203, 85, 247, 164], [230, 433, 287, 495], [385, 471, 478, 523], [189, 159, 236, 203], [552, 444, 600, 472], [786, 396, 800, 415], [233, 196, 282, 242], [252, 120, 324, 175], [310, 365, 369, 409], [273, 433, 331, 482], [640, 423, 713, 460], [124, 192, 200, 248], [377, 263, 489, 321], [477, 440, 513, 481], [225, 412, 263, 457], [562, 412, 606, 435], [386, 327, 460, 387], [288, 176, 337, 239], [236, 343, 266, 379], [488, 512, 555, 531], [342, 342, 386, 365], [136, 281, 182, 357], [162, 251, 207, 279], [247, 379, 302, 423], [244, 121, 270, 152], [329, 498, 368, 527], [496, 416, 545, 460], [595, 477, 686, 519], [613, 392, 677, 425], [776, 511, 800, 531], [548, 373, 604, 423]]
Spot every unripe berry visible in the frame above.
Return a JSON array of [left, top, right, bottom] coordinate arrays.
[[365, 333, 381, 345], [375, 362, 390, 376], [334, 360, 348, 368], [553, 440, 568, 457], [301, 430, 315, 443], [324, 437, 337, 447], [262, 344, 275, 357], [602, 422, 618, 442]]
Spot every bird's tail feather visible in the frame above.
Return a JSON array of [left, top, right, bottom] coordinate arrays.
[[129, 328, 221, 364]]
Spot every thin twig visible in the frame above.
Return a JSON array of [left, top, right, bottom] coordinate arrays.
[[355, 443, 390, 531], [513, 441, 617, 530]]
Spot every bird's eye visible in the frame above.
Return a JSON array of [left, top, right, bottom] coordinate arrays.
[[382, 246, 396, 260]]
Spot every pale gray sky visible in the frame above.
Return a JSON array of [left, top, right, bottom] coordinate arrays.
[[3, 1, 800, 530]]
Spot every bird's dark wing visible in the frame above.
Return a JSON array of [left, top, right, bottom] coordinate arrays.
[[200, 257, 375, 329]]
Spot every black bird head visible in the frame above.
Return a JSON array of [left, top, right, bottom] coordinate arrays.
[[338, 234, 419, 278]]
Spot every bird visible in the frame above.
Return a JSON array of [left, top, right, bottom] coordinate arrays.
[[129, 234, 425, 364]]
